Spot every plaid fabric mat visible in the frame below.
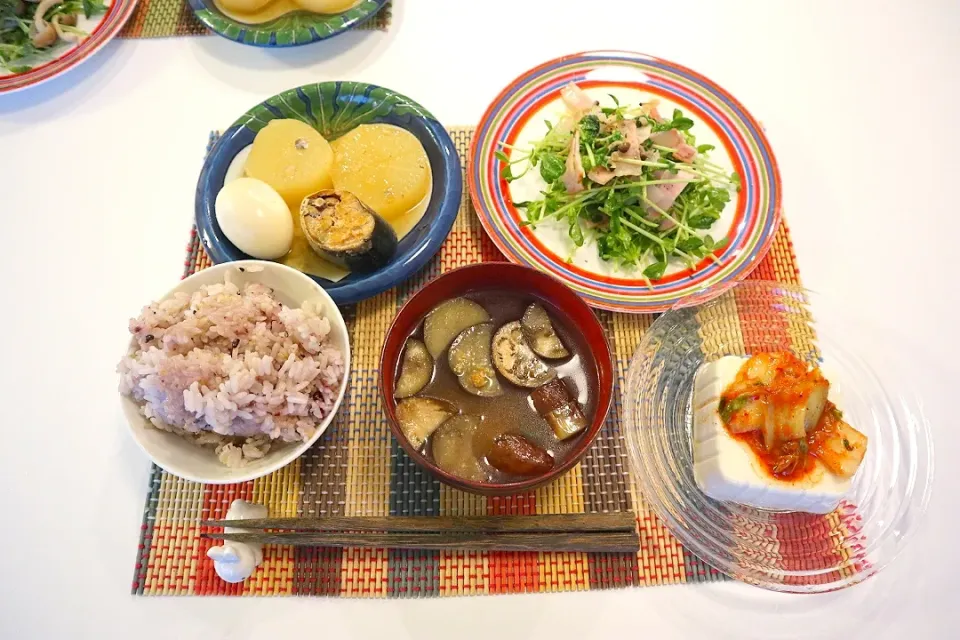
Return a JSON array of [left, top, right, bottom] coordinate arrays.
[[131, 126, 812, 597], [119, 0, 391, 39]]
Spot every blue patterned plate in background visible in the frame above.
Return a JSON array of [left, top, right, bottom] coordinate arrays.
[[196, 81, 462, 305], [188, 0, 387, 47]]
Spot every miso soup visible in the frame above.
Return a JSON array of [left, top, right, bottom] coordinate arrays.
[[392, 291, 598, 484]]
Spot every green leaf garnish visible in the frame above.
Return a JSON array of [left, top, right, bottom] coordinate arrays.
[[677, 236, 703, 253], [642, 261, 667, 280], [579, 115, 601, 143], [719, 396, 749, 423], [568, 219, 584, 247], [538, 153, 565, 183]]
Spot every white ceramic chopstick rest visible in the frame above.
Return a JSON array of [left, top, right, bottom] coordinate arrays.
[[206, 500, 268, 583]]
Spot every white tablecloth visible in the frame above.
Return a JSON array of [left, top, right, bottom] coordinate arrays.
[[1, 1, 958, 637]]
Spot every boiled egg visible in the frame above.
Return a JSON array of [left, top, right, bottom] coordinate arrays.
[[215, 178, 294, 260]]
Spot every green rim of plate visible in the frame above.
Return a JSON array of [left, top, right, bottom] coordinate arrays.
[[234, 81, 435, 139], [189, 0, 387, 47]]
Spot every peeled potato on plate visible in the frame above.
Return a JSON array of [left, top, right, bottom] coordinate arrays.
[[331, 124, 430, 221], [245, 119, 335, 210]]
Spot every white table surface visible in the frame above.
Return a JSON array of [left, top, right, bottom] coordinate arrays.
[[2, 0, 959, 637]]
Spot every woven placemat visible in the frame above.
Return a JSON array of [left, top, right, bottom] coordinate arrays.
[[131, 126, 819, 597], [119, 0, 391, 39]]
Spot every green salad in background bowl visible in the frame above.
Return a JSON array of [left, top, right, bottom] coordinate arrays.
[[0, 0, 136, 94], [0, 0, 107, 73]]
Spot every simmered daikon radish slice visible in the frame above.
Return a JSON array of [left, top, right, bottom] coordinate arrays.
[[331, 124, 430, 221], [521, 303, 569, 359], [394, 339, 433, 399], [395, 397, 455, 449], [294, 0, 358, 13], [492, 321, 555, 388], [245, 119, 334, 209], [430, 415, 485, 482], [423, 298, 490, 358], [218, 0, 274, 13]]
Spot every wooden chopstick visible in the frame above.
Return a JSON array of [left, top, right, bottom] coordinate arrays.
[[200, 512, 636, 534], [200, 530, 639, 553]]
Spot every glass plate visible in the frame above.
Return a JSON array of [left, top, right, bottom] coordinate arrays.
[[624, 280, 934, 593]]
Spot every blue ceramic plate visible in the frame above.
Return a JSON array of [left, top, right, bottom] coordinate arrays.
[[196, 81, 462, 305], [187, 0, 388, 47]]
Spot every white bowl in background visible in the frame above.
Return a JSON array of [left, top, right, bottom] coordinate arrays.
[[119, 260, 350, 484]]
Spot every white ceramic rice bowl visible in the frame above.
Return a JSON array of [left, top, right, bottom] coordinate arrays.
[[119, 260, 350, 484]]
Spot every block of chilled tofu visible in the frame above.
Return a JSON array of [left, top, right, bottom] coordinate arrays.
[[692, 356, 851, 515]]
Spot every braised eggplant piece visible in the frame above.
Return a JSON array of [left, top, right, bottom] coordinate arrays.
[[521, 303, 569, 359], [423, 297, 491, 358], [395, 397, 456, 449], [492, 321, 555, 388], [429, 414, 485, 482], [531, 378, 588, 441], [300, 189, 397, 272], [448, 323, 502, 397], [394, 338, 433, 399], [486, 434, 554, 477]]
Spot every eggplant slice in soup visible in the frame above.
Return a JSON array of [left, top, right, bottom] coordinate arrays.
[[448, 323, 502, 397], [531, 378, 588, 441], [394, 339, 433, 399], [395, 397, 456, 449], [492, 321, 555, 388], [300, 189, 398, 272], [521, 303, 569, 359], [486, 433, 554, 477], [423, 298, 491, 358], [430, 415, 486, 482]]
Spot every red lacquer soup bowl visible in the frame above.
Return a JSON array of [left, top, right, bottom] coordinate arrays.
[[379, 263, 614, 495]]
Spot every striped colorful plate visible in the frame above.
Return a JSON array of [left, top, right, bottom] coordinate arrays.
[[0, 0, 138, 94], [469, 51, 782, 313]]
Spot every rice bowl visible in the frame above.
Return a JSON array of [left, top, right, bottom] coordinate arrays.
[[118, 261, 350, 484]]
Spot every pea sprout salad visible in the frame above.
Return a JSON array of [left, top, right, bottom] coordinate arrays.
[[1, 0, 107, 73], [497, 83, 741, 285]]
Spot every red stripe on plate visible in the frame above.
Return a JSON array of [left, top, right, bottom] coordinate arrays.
[[0, 0, 138, 93]]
